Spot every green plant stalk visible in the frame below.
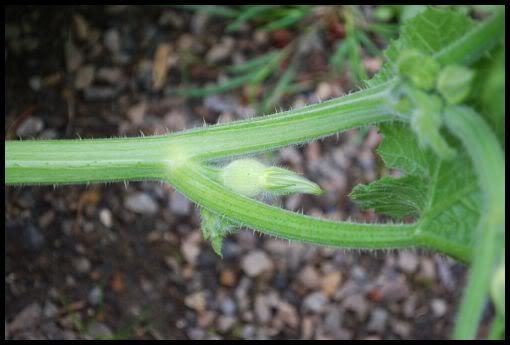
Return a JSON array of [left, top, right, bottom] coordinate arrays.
[[168, 162, 419, 249], [6, 82, 394, 185], [443, 106, 505, 340], [435, 7, 505, 66]]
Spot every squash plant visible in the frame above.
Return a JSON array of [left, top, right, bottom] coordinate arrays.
[[5, 7, 505, 339]]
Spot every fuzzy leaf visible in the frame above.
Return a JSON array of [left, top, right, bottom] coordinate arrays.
[[352, 122, 481, 254], [368, 7, 474, 87]]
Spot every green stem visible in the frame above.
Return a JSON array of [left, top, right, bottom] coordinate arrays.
[[443, 106, 505, 340], [6, 82, 396, 185], [168, 162, 419, 249], [435, 7, 505, 66]]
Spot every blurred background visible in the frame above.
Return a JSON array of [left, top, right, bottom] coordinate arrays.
[[5, 5, 497, 340]]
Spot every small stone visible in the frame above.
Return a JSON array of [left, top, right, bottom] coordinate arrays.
[[43, 301, 59, 318], [127, 102, 146, 125], [87, 322, 113, 339], [84, 86, 119, 100], [381, 280, 410, 302], [96, 67, 122, 84], [16, 117, 44, 137], [418, 258, 436, 281], [316, 82, 333, 100], [217, 316, 236, 332], [276, 302, 299, 329], [298, 265, 321, 290], [320, 272, 342, 298], [303, 292, 327, 313], [391, 319, 411, 338], [241, 251, 273, 277], [169, 192, 192, 216], [220, 296, 236, 316], [8, 302, 42, 333], [99, 208, 113, 228], [103, 29, 121, 53], [430, 298, 447, 318], [74, 65, 95, 89], [181, 232, 201, 265], [398, 252, 419, 274], [343, 294, 369, 321], [206, 37, 234, 64], [88, 286, 103, 306], [366, 308, 388, 333], [65, 40, 82, 72], [185, 291, 207, 312], [301, 316, 315, 339], [220, 269, 237, 287], [124, 192, 158, 215], [285, 194, 302, 211], [73, 257, 91, 274], [254, 295, 272, 323], [188, 327, 206, 340]]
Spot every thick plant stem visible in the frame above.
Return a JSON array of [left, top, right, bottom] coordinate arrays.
[[167, 162, 419, 250], [6, 82, 395, 185], [443, 106, 505, 340]]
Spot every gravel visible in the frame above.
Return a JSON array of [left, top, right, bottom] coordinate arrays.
[[124, 192, 159, 215]]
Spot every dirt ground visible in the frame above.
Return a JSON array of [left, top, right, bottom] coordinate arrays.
[[5, 5, 493, 340]]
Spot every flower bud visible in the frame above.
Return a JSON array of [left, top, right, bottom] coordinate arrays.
[[221, 159, 322, 197], [397, 49, 440, 91], [436, 64, 474, 104]]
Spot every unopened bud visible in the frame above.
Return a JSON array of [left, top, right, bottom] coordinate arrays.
[[221, 159, 322, 197]]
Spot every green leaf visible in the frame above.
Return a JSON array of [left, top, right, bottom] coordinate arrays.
[[369, 7, 474, 87], [200, 208, 240, 257], [351, 122, 480, 262], [470, 45, 505, 144], [351, 175, 428, 218]]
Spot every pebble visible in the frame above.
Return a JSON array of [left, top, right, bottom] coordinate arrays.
[[430, 298, 447, 318], [96, 67, 123, 84], [320, 272, 342, 298], [87, 322, 113, 339], [73, 257, 91, 273], [220, 269, 237, 287], [8, 220, 46, 251], [217, 316, 236, 332], [187, 327, 206, 340], [366, 308, 388, 333], [169, 192, 192, 216], [380, 280, 410, 302], [103, 29, 121, 53], [298, 265, 321, 290], [16, 117, 44, 137], [74, 65, 95, 89], [8, 302, 42, 333], [303, 292, 327, 313], [124, 192, 158, 215], [323, 307, 341, 335], [418, 257, 436, 281], [342, 294, 369, 321], [391, 319, 411, 338], [185, 291, 207, 312], [180, 231, 201, 265], [220, 296, 236, 316], [241, 251, 273, 277], [275, 302, 299, 329], [254, 295, 272, 323], [83, 86, 119, 100], [398, 252, 419, 274], [206, 37, 234, 64], [99, 208, 113, 228], [88, 286, 103, 306], [65, 40, 82, 72], [43, 301, 59, 318]]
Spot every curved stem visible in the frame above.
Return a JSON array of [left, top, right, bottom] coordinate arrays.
[[443, 106, 505, 340], [167, 162, 419, 249]]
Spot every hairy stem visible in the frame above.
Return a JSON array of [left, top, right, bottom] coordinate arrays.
[[168, 162, 419, 249], [443, 106, 505, 340], [6, 82, 395, 185]]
